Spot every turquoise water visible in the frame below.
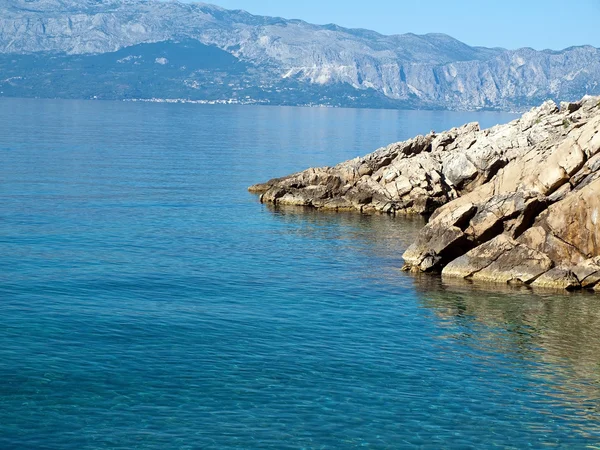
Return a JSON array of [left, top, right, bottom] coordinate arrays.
[[2, 98, 600, 449]]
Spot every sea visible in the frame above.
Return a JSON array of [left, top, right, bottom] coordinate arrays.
[[2, 98, 600, 449]]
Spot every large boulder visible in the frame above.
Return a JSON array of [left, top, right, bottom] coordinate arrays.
[[403, 97, 600, 290]]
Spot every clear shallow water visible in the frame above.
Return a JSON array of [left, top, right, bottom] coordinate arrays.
[[1, 98, 600, 448]]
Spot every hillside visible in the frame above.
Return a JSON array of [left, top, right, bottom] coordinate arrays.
[[0, 0, 598, 109]]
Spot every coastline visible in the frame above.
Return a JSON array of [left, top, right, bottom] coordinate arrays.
[[250, 95, 600, 291]]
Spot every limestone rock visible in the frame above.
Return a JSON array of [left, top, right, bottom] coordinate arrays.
[[530, 268, 581, 290], [573, 257, 600, 289], [251, 95, 600, 291], [442, 234, 517, 279], [401, 96, 600, 290], [251, 98, 599, 217], [534, 178, 600, 261], [441, 153, 478, 188], [469, 242, 553, 285], [402, 203, 477, 272], [560, 102, 582, 114]]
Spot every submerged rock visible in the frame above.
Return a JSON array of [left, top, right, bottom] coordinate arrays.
[[250, 95, 600, 291]]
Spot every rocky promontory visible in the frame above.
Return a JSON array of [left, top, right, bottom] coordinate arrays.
[[250, 95, 600, 291]]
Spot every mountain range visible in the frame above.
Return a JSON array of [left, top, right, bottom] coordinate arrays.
[[0, 0, 598, 110]]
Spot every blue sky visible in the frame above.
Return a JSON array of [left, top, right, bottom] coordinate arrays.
[[203, 0, 600, 50]]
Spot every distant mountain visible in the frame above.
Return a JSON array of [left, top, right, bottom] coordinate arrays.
[[0, 0, 598, 110]]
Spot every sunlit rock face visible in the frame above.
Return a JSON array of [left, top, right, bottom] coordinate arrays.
[[0, 0, 599, 109], [251, 96, 600, 291], [403, 96, 600, 290]]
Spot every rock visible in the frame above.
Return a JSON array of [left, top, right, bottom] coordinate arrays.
[[520, 100, 559, 131], [251, 97, 597, 217], [530, 268, 581, 290], [441, 153, 478, 188], [561, 102, 582, 114], [534, 178, 600, 261], [469, 242, 553, 285], [442, 234, 517, 279], [573, 257, 600, 289], [401, 97, 600, 290], [536, 138, 585, 193], [402, 203, 477, 272], [251, 95, 600, 291]]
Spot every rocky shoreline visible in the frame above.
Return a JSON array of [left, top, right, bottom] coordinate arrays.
[[250, 95, 600, 291]]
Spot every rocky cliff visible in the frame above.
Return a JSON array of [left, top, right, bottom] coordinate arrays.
[[0, 0, 599, 109], [251, 95, 600, 291]]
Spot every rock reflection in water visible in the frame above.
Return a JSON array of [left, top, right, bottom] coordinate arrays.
[[263, 203, 425, 280], [263, 205, 600, 442], [414, 276, 600, 438]]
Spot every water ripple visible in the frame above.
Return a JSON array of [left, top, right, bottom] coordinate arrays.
[[3, 98, 600, 448]]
